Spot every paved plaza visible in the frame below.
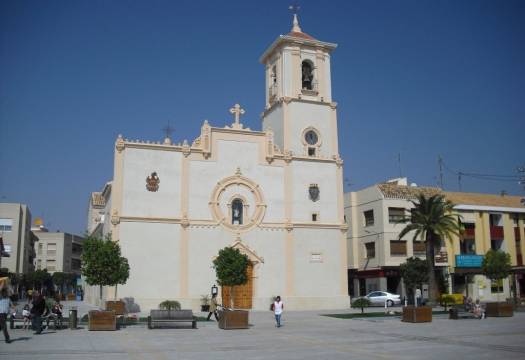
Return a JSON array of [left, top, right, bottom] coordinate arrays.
[[1, 305, 525, 360]]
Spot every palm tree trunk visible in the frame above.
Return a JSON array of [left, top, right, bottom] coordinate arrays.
[[426, 232, 438, 305]]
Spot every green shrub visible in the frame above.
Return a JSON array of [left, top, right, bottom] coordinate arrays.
[[441, 295, 456, 310], [352, 297, 372, 314], [159, 300, 181, 311]]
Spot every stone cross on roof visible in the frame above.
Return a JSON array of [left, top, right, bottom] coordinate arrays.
[[229, 103, 245, 129]]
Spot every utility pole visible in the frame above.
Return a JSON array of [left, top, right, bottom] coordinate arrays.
[[518, 165, 525, 190], [438, 155, 444, 189], [398, 152, 402, 178]]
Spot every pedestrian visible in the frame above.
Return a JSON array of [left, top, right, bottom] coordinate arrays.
[[22, 304, 31, 330], [30, 291, 46, 334], [415, 288, 422, 306], [0, 288, 13, 343], [272, 296, 284, 328], [473, 299, 485, 319], [207, 294, 219, 321]]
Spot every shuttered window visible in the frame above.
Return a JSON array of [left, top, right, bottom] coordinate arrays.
[[390, 240, 407, 256]]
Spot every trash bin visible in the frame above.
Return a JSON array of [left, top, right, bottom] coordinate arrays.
[[69, 309, 78, 329]]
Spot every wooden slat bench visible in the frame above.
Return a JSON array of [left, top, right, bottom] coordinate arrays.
[[449, 307, 478, 319], [147, 309, 197, 329]]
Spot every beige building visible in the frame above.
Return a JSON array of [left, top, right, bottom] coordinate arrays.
[[86, 16, 349, 311], [345, 178, 525, 302], [32, 225, 85, 275], [0, 203, 36, 274]]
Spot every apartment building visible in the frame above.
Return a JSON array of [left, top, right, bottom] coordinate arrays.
[[0, 203, 37, 274], [32, 224, 85, 275], [345, 178, 525, 302]]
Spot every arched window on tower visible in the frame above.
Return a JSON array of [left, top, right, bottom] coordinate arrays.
[[302, 61, 314, 90], [232, 198, 244, 225]]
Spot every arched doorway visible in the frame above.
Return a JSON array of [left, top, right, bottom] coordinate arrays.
[[221, 262, 254, 309]]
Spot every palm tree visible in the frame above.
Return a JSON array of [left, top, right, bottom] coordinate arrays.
[[398, 194, 462, 304]]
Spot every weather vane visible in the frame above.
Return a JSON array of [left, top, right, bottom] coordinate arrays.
[[289, 2, 300, 14]]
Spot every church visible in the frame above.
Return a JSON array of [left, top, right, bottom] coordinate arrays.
[[87, 15, 349, 311]]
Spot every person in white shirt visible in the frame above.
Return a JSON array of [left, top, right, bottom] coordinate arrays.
[[273, 296, 284, 328], [0, 288, 13, 343]]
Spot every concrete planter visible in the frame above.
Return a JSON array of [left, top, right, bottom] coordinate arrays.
[[402, 306, 432, 323], [218, 309, 249, 329], [485, 302, 513, 317]]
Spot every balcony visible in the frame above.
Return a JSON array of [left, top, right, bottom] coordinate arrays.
[[490, 226, 504, 239]]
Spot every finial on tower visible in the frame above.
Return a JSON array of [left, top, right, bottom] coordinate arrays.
[[289, 3, 302, 32]]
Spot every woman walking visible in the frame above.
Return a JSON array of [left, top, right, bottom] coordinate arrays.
[[272, 296, 284, 328]]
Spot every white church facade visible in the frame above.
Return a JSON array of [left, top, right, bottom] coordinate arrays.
[[87, 16, 349, 311]]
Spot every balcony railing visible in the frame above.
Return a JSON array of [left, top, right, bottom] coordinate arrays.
[[490, 226, 504, 239], [301, 81, 319, 96]]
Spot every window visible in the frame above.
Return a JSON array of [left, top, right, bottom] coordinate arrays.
[[310, 253, 323, 263], [72, 258, 81, 271], [301, 60, 314, 90], [511, 213, 519, 226], [0, 219, 13, 232], [491, 279, 504, 293], [413, 241, 426, 255], [46, 259, 56, 271], [72, 243, 82, 255], [312, 213, 318, 222], [489, 213, 502, 226], [37, 259, 42, 270], [364, 210, 374, 227], [460, 239, 476, 254], [231, 198, 243, 225], [308, 147, 316, 156], [390, 240, 407, 256], [388, 208, 405, 223], [365, 242, 375, 258], [38, 243, 43, 255], [47, 243, 57, 257]]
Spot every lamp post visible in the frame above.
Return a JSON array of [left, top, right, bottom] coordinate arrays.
[[211, 284, 218, 296]]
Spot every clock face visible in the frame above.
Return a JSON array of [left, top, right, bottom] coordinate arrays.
[[305, 130, 318, 145]]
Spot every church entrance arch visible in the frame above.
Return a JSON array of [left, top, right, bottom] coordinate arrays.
[[221, 262, 254, 309]]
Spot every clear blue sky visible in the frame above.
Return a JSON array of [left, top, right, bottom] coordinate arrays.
[[1, 0, 524, 234]]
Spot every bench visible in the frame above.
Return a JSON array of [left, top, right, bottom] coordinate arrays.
[[10, 313, 61, 330], [147, 309, 197, 329], [449, 306, 478, 320]]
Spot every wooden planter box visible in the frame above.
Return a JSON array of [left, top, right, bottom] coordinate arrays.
[[106, 301, 126, 316], [67, 293, 77, 301], [402, 306, 432, 323], [485, 302, 513, 317], [88, 310, 117, 331], [218, 309, 249, 330]]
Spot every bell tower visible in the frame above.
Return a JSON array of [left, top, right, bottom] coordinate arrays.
[[260, 14, 339, 159]]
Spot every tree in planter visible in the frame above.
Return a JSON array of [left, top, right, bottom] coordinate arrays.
[[400, 257, 429, 306], [351, 297, 371, 314], [26, 270, 52, 292], [159, 300, 181, 312], [81, 234, 130, 305], [212, 247, 249, 309], [481, 249, 511, 302], [398, 194, 462, 304]]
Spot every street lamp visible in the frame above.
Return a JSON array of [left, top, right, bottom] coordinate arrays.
[[211, 284, 218, 296]]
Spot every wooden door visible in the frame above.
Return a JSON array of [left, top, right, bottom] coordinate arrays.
[[221, 263, 253, 309]]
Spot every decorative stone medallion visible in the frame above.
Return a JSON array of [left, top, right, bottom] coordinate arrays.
[[146, 172, 160, 192], [309, 184, 320, 202]]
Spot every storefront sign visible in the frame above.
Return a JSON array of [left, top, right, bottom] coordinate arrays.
[[456, 255, 483, 268]]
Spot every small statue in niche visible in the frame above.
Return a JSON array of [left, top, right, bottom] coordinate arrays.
[[146, 172, 160, 192]]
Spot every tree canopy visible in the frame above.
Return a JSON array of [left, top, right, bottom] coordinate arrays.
[[81, 234, 129, 289], [212, 247, 249, 287], [398, 194, 462, 302], [482, 249, 511, 281], [400, 257, 429, 291]]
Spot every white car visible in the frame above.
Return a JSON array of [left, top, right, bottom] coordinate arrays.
[[364, 291, 401, 307]]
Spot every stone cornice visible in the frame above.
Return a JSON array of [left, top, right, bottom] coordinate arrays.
[[260, 35, 337, 64]]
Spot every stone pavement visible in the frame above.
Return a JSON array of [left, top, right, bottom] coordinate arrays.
[[1, 309, 525, 359]]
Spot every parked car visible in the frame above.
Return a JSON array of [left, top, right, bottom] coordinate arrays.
[[364, 291, 401, 307]]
